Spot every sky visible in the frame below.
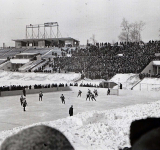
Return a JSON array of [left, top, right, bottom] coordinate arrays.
[[0, 0, 160, 47]]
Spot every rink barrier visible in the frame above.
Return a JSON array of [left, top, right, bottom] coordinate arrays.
[[0, 86, 71, 97]]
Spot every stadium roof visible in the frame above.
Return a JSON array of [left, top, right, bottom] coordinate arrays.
[[16, 53, 38, 56], [153, 61, 160, 66], [12, 37, 79, 42], [10, 59, 30, 64]]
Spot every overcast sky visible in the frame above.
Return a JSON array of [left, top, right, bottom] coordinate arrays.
[[0, 0, 160, 47]]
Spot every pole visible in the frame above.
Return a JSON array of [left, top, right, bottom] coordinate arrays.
[[32, 25, 33, 39], [26, 25, 27, 39], [38, 25, 39, 39], [50, 26, 52, 38], [56, 24, 58, 38], [44, 25, 45, 39]]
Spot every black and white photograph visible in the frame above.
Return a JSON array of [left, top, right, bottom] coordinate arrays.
[[0, 0, 160, 149]]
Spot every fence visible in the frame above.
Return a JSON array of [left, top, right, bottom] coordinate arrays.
[[135, 83, 160, 91], [0, 86, 71, 97]]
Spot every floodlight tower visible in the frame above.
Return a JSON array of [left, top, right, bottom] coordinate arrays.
[[26, 22, 61, 39]]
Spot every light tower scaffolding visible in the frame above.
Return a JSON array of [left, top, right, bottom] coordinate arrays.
[[26, 22, 61, 39]]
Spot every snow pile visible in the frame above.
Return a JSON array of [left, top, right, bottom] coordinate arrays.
[[0, 71, 142, 90], [0, 70, 81, 86], [110, 73, 140, 89], [77, 78, 106, 86], [1, 101, 160, 150]]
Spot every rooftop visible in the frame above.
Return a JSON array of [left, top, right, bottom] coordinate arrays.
[[10, 59, 30, 64]]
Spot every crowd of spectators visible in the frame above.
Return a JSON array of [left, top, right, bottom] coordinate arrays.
[[53, 40, 160, 80], [0, 83, 102, 92], [0, 85, 27, 91]]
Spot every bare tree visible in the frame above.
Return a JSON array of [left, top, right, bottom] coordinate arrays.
[[119, 18, 132, 42], [130, 21, 145, 42], [119, 18, 145, 42]]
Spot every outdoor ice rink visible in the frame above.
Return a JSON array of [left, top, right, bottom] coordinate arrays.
[[1, 86, 160, 132]]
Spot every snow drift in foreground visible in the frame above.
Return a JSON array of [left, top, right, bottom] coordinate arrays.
[[0, 100, 160, 150]]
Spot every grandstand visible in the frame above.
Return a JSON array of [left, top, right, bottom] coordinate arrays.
[[0, 40, 160, 81], [1, 22, 160, 85], [0, 48, 28, 59], [53, 41, 160, 80], [18, 59, 44, 72], [13, 22, 79, 48], [42, 47, 63, 58], [0, 48, 13, 59], [0, 59, 7, 65], [25, 47, 53, 55]]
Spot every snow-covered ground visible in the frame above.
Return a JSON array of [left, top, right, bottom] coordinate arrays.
[[0, 71, 160, 149], [77, 78, 106, 86], [0, 87, 160, 150], [109, 73, 140, 89], [0, 70, 81, 86]]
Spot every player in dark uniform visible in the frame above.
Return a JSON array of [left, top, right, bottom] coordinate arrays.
[[23, 97, 27, 111], [77, 90, 82, 97], [93, 89, 98, 97], [88, 89, 91, 95], [107, 88, 110, 95], [91, 93, 96, 101], [69, 105, 73, 116], [86, 93, 90, 101], [39, 91, 43, 101], [60, 94, 65, 104], [20, 95, 24, 106]]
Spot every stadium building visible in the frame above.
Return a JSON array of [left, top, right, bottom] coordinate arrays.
[[13, 37, 79, 48], [13, 22, 79, 48]]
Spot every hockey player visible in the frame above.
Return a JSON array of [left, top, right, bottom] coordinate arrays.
[[39, 91, 43, 101], [86, 92, 90, 101], [20, 95, 24, 106], [107, 88, 110, 95], [77, 90, 82, 97], [69, 105, 73, 116], [23, 97, 27, 111], [60, 94, 65, 104], [88, 89, 91, 95], [93, 89, 98, 97], [91, 93, 96, 101]]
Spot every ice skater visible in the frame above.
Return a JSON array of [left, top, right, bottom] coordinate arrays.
[[91, 93, 96, 101], [20, 95, 24, 106], [86, 93, 90, 101], [23, 87, 26, 96], [88, 89, 91, 95], [93, 89, 98, 97], [22, 97, 27, 111], [39, 91, 43, 101], [69, 105, 73, 116], [77, 90, 82, 97], [60, 94, 65, 104], [107, 88, 110, 95]]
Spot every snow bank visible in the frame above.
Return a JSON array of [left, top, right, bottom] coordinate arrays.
[[110, 73, 140, 89], [0, 71, 142, 90], [0, 70, 81, 86], [1, 101, 160, 150], [77, 78, 106, 86]]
